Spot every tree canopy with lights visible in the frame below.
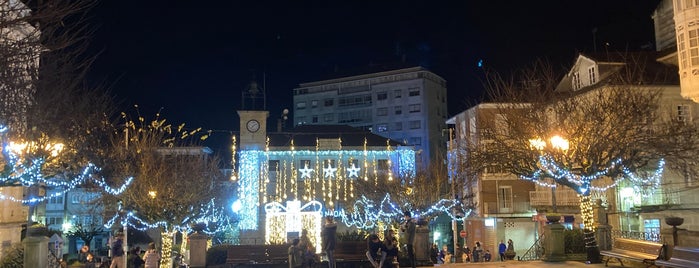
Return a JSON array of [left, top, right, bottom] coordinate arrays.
[[462, 57, 699, 262]]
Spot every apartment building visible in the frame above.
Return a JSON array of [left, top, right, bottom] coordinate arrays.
[[292, 66, 448, 170], [447, 103, 538, 259]]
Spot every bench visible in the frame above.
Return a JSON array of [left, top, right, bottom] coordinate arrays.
[[655, 246, 699, 268], [226, 244, 289, 267], [600, 238, 665, 267]]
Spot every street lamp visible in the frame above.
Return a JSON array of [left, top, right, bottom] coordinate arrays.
[[529, 135, 570, 213]]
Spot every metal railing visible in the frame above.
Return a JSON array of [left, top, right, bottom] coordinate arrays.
[[529, 190, 581, 206], [611, 229, 662, 243], [518, 234, 545, 261]]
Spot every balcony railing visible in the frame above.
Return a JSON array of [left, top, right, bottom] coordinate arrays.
[[529, 189, 581, 207], [611, 229, 662, 243], [484, 201, 532, 215]]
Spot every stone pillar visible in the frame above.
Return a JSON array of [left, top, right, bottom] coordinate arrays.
[[415, 225, 431, 266], [23, 235, 49, 268], [542, 223, 566, 262], [593, 199, 612, 250], [188, 232, 208, 268]]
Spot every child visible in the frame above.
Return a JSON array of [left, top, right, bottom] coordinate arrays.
[[484, 250, 492, 262]]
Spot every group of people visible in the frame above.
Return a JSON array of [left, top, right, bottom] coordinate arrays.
[[289, 216, 338, 268], [365, 229, 399, 268], [289, 211, 419, 268], [108, 233, 161, 268], [431, 239, 514, 263]]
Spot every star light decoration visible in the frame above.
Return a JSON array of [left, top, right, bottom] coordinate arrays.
[[323, 161, 337, 178], [346, 162, 360, 178], [298, 163, 314, 179]]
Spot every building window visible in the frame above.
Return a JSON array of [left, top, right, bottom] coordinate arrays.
[[377, 159, 389, 170], [376, 124, 388, 132], [588, 66, 596, 84], [339, 94, 372, 107], [82, 215, 93, 226], [71, 195, 80, 204], [408, 137, 421, 145], [689, 29, 699, 66], [394, 89, 402, 98], [486, 164, 505, 174], [312, 116, 318, 123], [409, 104, 420, 113], [324, 99, 334, 107], [679, 32, 687, 69], [296, 102, 306, 110], [269, 160, 279, 171], [498, 186, 513, 213], [572, 72, 581, 90], [323, 113, 334, 122], [377, 107, 388, 116], [408, 88, 420, 96], [49, 196, 63, 204], [394, 122, 402, 131], [377, 92, 388, 100], [296, 116, 306, 125], [643, 219, 661, 242], [409, 120, 420, 129], [311, 100, 318, 108], [394, 106, 402, 115], [677, 104, 691, 122]]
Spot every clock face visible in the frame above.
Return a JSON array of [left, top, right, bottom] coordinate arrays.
[[246, 119, 260, 133]]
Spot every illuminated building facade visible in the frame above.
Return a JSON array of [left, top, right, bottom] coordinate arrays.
[[236, 107, 416, 244]]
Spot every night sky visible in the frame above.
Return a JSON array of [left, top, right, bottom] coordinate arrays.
[[86, 0, 662, 154]]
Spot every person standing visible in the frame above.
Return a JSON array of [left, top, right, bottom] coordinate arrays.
[[321, 216, 337, 268], [109, 233, 125, 268], [498, 240, 507, 261], [142, 242, 160, 268], [401, 211, 417, 268], [289, 238, 305, 268], [299, 229, 315, 268], [472, 241, 482, 262]]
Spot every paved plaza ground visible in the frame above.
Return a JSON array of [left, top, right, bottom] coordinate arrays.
[[426, 260, 627, 268]]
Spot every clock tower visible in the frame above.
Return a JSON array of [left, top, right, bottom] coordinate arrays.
[[238, 78, 269, 150]]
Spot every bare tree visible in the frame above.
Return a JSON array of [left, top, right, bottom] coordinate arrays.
[[99, 111, 226, 267], [463, 55, 699, 262]]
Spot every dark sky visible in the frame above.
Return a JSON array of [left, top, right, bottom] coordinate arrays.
[[87, 0, 662, 154]]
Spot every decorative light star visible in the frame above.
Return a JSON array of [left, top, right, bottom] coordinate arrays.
[[346, 162, 360, 178], [298, 163, 314, 179], [323, 161, 337, 178]]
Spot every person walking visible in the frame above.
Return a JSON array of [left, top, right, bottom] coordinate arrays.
[[142, 242, 160, 268], [401, 211, 417, 268], [109, 233, 125, 268], [498, 240, 507, 261], [321, 216, 337, 268]]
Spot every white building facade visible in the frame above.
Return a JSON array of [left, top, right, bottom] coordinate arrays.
[[292, 67, 448, 170]]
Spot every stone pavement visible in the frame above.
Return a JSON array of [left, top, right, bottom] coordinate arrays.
[[424, 260, 624, 268]]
